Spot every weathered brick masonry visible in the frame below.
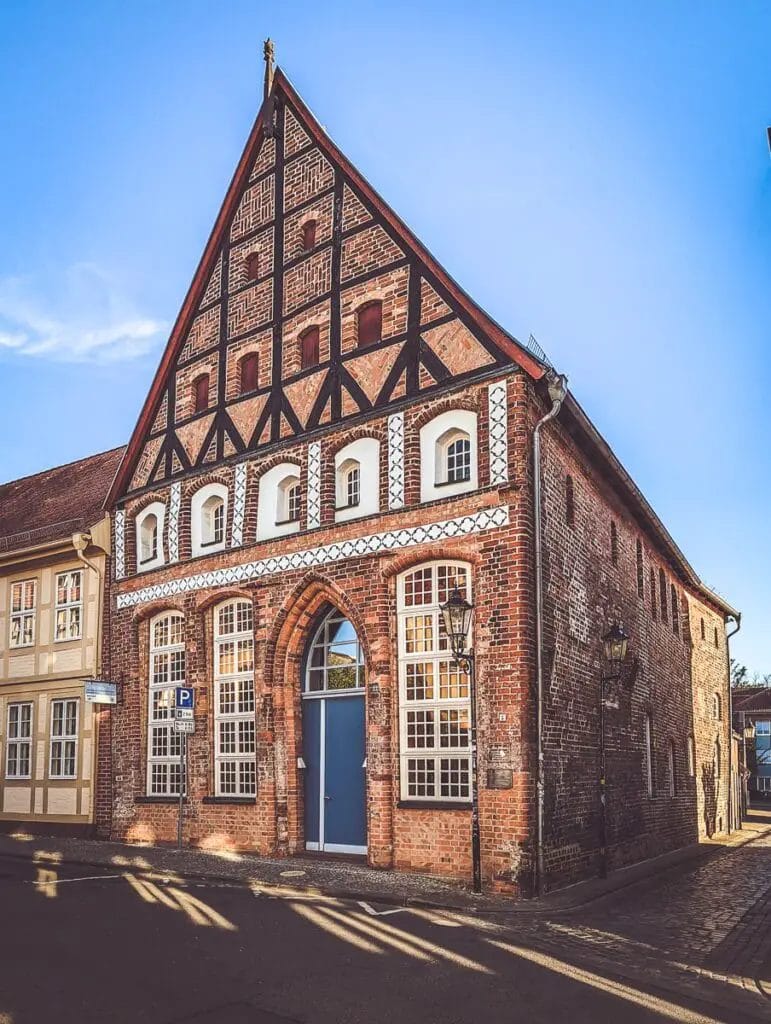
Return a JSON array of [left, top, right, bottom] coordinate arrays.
[[98, 63, 735, 895]]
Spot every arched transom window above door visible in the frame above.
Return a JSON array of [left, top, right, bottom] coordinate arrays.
[[305, 608, 366, 694]]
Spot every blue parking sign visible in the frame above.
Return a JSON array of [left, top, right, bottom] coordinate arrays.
[[175, 687, 194, 711]]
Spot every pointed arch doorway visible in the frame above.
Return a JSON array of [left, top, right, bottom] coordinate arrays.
[[302, 606, 367, 854]]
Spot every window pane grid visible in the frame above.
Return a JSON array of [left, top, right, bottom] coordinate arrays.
[[54, 571, 83, 641], [304, 612, 366, 694], [10, 579, 36, 648], [398, 563, 472, 801], [49, 698, 79, 779], [214, 601, 256, 797], [147, 613, 186, 796], [6, 702, 33, 779]]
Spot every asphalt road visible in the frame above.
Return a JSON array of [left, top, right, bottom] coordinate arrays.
[[0, 854, 752, 1024]]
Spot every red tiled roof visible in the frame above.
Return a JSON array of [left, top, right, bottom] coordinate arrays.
[[732, 687, 771, 713], [0, 446, 125, 555]]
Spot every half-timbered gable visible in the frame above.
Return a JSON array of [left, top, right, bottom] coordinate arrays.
[[108, 70, 544, 507]]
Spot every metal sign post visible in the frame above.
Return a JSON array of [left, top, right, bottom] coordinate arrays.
[[177, 731, 186, 849], [174, 687, 194, 849]]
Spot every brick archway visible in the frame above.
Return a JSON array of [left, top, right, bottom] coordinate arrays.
[[266, 573, 393, 865]]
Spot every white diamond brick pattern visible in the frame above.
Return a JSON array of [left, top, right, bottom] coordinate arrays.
[[387, 413, 405, 510], [114, 509, 125, 580], [168, 482, 181, 563], [307, 442, 322, 529], [116, 505, 510, 609], [488, 380, 509, 485], [231, 463, 248, 548]]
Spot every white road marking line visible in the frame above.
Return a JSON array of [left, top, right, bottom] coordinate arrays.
[[25, 873, 123, 885], [357, 900, 406, 916]]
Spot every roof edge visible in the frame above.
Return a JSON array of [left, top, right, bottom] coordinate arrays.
[[560, 390, 739, 621]]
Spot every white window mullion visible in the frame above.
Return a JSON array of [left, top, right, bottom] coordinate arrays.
[[147, 613, 185, 796], [214, 600, 256, 797]]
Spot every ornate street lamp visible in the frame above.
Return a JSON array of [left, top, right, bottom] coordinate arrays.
[[439, 586, 481, 893], [599, 621, 631, 878]]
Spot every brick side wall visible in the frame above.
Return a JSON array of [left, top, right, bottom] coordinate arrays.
[[538, 407, 731, 889]]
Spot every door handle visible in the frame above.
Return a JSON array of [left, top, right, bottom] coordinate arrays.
[[324, 795, 331, 801]]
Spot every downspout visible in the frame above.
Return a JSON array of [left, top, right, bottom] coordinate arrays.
[[724, 612, 742, 831], [533, 371, 568, 897]]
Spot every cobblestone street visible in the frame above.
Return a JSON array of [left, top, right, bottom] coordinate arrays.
[[488, 809, 771, 1021]]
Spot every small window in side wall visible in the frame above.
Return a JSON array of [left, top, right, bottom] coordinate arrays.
[[436, 428, 471, 485], [649, 567, 657, 621], [357, 301, 382, 348], [192, 373, 209, 414], [301, 219, 316, 251], [636, 539, 644, 597], [610, 521, 618, 565], [245, 252, 260, 281], [239, 353, 259, 394], [687, 734, 695, 777], [337, 458, 361, 509], [643, 713, 654, 797], [671, 584, 679, 634], [565, 476, 575, 527], [276, 476, 301, 524], [300, 326, 320, 370], [700, 617, 706, 640], [713, 693, 721, 721], [713, 626, 719, 649], [140, 513, 159, 564], [201, 495, 225, 546], [659, 569, 668, 621], [668, 740, 677, 797]]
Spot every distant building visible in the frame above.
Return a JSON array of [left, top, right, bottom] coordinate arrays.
[[0, 449, 122, 833], [732, 687, 771, 801]]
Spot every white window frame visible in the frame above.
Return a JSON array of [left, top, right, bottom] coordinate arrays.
[[147, 612, 185, 796], [256, 462, 302, 541], [191, 482, 229, 557], [643, 713, 654, 798], [10, 579, 36, 649], [687, 734, 695, 777], [334, 437, 380, 523], [54, 570, 83, 642], [419, 409, 478, 503], [397, 561, 473, 803], [6, 702, 33, 779], [49, 698, 79, 779], [214, 599, 256, 797], [136, 501, 166, 572]]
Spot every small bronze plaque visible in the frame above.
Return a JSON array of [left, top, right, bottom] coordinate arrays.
[[487, 768, 513, 790]]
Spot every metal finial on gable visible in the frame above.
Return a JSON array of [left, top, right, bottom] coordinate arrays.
[[263, 38, 275, 99]]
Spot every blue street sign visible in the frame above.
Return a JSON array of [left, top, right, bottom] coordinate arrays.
[[175, 687, 194, 711]]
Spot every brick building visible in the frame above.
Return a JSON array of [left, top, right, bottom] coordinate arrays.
[[99, 57, 738, 894]]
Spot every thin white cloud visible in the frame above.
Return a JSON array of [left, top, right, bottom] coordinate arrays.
[[0, 263, 167, 363]]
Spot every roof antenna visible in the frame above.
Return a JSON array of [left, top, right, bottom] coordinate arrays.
[[263, 38, 275, 100]]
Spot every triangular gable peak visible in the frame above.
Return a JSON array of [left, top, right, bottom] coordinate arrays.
[[109, 69, 545, 503]]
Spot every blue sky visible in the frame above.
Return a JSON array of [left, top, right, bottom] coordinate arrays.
[[0, 1, 768, 673]]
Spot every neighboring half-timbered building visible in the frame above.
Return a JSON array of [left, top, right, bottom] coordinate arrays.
[[100, 54, 737, 894]]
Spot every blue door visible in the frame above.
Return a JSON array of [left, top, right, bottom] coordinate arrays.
[[302, 607, 367, 855]]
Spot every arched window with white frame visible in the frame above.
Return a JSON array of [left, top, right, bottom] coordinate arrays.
[[419, 409, 478, 503], [397, 561, 472, 802], [136, 501, 165, 572], [191, 482, 228, 557], [334, 437, 380, 522], [713, 693, 722, 721], [214, 599, 256, 797], [256, 463, 302, 540], [147, 612, 185, 795]]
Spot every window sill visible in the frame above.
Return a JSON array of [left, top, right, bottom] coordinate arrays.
[[434, 477, 472, 489], [275, 518, 301, 527], [135, 796, 186, 804], [397, 800, 472, 811], [202, 796, 257, 805], [334, 502, 360, 512]]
